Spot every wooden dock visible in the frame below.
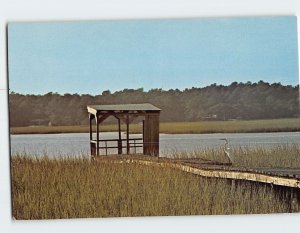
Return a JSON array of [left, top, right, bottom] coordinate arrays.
[[175, 158, 300, 188], [96, 156, 300, 189]]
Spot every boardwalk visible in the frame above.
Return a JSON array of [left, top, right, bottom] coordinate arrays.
[[96, 156, 300, 189], [176, 158, 300, 186]]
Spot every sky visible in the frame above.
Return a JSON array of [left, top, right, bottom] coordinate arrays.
[[8, 16, 299, 95]]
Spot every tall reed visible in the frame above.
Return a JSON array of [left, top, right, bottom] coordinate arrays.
[[166, 144, 300, 168], [11, 155, 300, 220]]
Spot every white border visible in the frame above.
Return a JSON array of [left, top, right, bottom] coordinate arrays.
[[1, 1, 300, 233]]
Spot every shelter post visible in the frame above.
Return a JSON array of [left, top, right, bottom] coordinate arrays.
[[89, 113, 96, 156], [126, 115, 130, 154], [96, 114, 99, 156], [143, 114, 160, 156], [118, 118, 122, 154]]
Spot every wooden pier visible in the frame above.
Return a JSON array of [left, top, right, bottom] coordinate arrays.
[[94, 155, 300, 213], [95, 156, 300, 189]]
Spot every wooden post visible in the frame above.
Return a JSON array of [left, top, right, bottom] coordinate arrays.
[[96, 114, 99, 156], [118, 118, 122, 154], [89, 114, 93, 141], [89, 113, 94, 156], [134, 139, 136, 154], [142, 120, 145, 142], [126, 114, 130, 154], [143, 114, 159, 156], [142, 119, 145, 154]]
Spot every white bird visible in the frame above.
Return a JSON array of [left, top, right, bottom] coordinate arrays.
[[220, 138, 233, 164]]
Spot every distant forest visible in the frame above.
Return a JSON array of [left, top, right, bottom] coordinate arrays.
[[9, 81, 300, 127]]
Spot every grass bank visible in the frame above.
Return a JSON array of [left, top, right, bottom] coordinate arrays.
[[11, 152, 300, 219], [166, 144, 300, 169], [10, 118, 300, 134]]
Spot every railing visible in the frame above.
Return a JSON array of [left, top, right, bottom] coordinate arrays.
[[90, 138, 143, 156]]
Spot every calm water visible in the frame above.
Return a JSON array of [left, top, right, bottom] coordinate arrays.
[[10, 132, 300, 157]]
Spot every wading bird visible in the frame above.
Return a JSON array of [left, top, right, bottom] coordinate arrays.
[[220, 138, 233, 164]]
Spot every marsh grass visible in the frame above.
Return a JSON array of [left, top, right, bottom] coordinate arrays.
[[160, 118, 300, 134], [167, 144, 300, 168], [10, 118, 300, 134], [11, 152, 300, 220]]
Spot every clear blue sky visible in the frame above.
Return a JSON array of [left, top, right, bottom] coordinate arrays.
[[8, 16, 299, 95]]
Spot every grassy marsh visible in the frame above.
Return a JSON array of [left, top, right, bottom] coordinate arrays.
[[167, 144, 300, 168], [11, 145, 300, 220]]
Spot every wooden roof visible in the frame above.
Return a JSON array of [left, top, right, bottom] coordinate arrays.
[[87, 103, 161, 114]]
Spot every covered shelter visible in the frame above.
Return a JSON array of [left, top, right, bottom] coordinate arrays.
[[87, 103, 161, 157]]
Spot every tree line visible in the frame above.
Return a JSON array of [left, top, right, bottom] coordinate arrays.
[[9, 81, 300, 127]]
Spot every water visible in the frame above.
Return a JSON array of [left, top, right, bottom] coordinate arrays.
[[10, 132, 300, 157]]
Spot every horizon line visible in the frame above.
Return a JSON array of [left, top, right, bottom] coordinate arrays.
[[9, 80, 300, 96]]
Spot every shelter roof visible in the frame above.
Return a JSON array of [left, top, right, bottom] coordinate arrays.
[[87, 103, 161, 114]]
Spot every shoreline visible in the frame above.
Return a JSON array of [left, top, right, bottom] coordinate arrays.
[[10, 128, 300, 135], [10, 118, 300, 135]]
